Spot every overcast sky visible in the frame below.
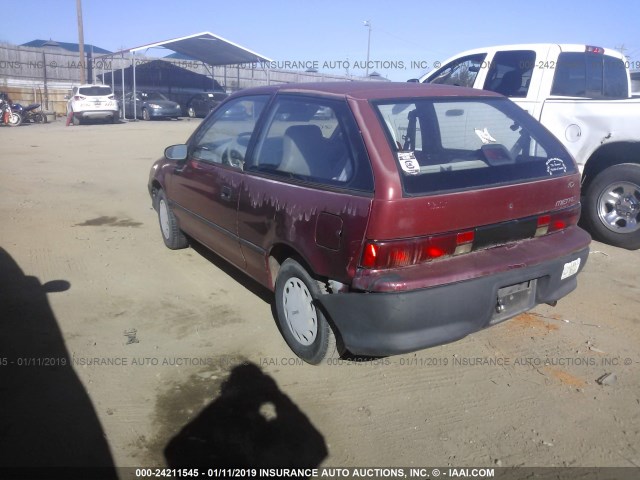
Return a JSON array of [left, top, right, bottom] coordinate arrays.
[[4, 0, 639, 81]]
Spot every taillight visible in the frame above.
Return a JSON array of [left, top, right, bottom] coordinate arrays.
[[73, 95, 86, 101], [361, 230, 475, 269], [535, 215, 551, 237], [108, 95, 115, 100], [360, 205, 580, 270], [549, 205, 581, 232], [585, 45, 604, 54], [536, 205, 580, 237]]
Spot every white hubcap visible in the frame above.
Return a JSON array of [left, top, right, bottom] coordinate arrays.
[[282, 277, 317, 346], [159, 199, 171, 239]]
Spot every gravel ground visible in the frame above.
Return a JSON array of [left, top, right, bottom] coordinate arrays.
[[1, 119, 639, 477]]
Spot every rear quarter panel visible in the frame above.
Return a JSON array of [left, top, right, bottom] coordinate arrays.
[[237, 175, 372, 288]]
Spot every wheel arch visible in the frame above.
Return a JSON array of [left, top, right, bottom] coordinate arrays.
[[149, 180, 163, 209], [582, 142, 640, 192], [267, 243, 322, 290]]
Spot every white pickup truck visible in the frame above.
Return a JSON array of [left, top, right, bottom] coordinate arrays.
[[419, 44, 640, 249]]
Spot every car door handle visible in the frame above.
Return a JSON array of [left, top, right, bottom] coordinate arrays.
[[220, 186, 232, 201]]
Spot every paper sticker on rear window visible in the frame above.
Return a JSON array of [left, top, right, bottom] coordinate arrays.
[[474, 127, 497, 144], [398, 151, 420, 175], [546, 158, 567, 175]]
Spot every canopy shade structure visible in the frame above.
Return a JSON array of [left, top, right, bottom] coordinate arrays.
[[107, 31, 272, 66], [94, 31, 271, 121]]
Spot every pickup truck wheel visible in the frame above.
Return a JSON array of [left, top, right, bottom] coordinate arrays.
[[583, 164, 640, 250], [156, 189, 188, 250], [275, 259, 339, 364]]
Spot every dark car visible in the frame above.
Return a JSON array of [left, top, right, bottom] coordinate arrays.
[[186, 91, 229, 118], [121, 91, 181, 120], [148, 82, 590, 364]]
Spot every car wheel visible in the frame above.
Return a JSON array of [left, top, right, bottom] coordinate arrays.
[[156, 189, 188, 250], [142, 108, 150, 121], [112, 114, 118, 124], [72, 113, 81, 126], [187, 106, 196, 118], [8, 112, 22, 127], [583, 163, 640, 250], [274, 258, 339, 364]]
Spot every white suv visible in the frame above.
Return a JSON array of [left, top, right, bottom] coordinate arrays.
[[67, 84, 118, 125]]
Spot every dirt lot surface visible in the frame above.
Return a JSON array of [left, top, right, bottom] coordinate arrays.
[[1, 119, 639, 476]]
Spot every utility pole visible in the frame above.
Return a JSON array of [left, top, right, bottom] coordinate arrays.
[[76, 0, 86, 83], [364, 20, 372, 77]]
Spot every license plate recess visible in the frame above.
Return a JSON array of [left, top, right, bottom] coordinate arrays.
[[490, 279, 537, 325]]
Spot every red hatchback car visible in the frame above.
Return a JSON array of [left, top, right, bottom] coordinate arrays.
[[148, 82, 590, 364]]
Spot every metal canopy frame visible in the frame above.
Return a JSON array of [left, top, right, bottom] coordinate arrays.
[[96, 32, 272, 120]]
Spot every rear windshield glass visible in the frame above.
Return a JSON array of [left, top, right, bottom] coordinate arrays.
[[374, 97, 575, 196], [141, 92, 168, 101], [551, 52, 629, 98], [78, 86, 113, 96]]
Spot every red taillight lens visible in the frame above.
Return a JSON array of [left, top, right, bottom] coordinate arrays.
[[361, 243, 378, 268], [73, 95, 86, 101], [536, 206, 580, 236], [361, 230, 475, 269], [549, 206, 580, 233]]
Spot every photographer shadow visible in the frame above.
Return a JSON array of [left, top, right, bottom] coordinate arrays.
[[165, 362, 327, 476], [0, 248, 116, 477]]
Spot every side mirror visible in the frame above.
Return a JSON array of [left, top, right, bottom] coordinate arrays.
[[407, 78, 420, 83], [165, 144, 188, 161]]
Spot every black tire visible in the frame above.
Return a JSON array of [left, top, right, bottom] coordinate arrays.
[[582, 163, 640, 250], [111, 113, 118, 124], [8, 112, 22, 127], [34, 113, 46, 124], [156, 189, 188, 250], [274, 258, 340, 364], [187, 106, 196, 118], [72, 113, 81, 126], [142, 108, 150, 121]]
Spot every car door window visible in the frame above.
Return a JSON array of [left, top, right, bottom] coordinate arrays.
[[426, 53, 486, 87], [190, 95, 269, 166], [248, 96, 374, 191], [484, 50, 536, 97]]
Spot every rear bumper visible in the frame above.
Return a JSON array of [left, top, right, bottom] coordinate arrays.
[[149, 108, 181, 118], [317, 229, 590, 356], [76, 110, 117, 119]]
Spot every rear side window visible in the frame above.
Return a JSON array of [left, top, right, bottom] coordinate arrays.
[[374, 97, 575, 196], [551, 52, 629, 98], [484, 50, 536, 97], [248, 95, 374, 192]]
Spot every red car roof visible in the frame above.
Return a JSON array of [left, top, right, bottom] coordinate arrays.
[[231, 81, 502, 101]]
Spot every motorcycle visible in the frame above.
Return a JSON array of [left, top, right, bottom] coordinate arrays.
[[12, 103, 47, 124], [1, 96, 22, 127]]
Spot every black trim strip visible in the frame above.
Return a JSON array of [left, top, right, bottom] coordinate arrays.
[[171, 201, 236, 240]]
